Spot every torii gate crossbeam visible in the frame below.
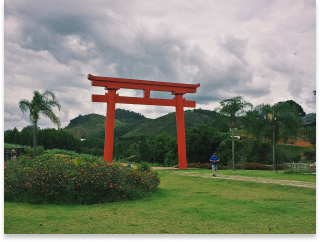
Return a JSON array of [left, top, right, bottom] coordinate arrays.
[[88, 74, 200, 169]]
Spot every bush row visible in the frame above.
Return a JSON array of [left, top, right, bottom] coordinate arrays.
[[4, 154, 160, 205], [187, 162, 284, 170]]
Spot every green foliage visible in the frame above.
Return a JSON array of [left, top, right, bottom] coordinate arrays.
[[246, 140, 273, 165], [278, 100, 306, 117], [45, 149, 78, 156], [292, 154, 301, 163], [4, 128, 20, 145], [275, 148, 292, 164], [138, 162, 152, 171], [81, 148, 104, 156], [137, 135, 152, 162], [4, 154, 160, 205], [122, 110, 213, 138], [5, 127, 82, 153], [186, 124, 228, 163], [164, 149, 178, 167], [216, 139, 248, 166], [303, 150, 316, 162], [215, 96, 253, 171], [68, 115, 89, 127], [39, 128, 82, 152], [115, 108, 147, 123], [114, 143, 124, 160], [25, 146, 45, 156], [81, 138, 104, 149], [151, 133, 178, 164], [19, 90, 61, 157]]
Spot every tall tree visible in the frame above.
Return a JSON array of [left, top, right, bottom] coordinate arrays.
[[137, 135, 152, 162], [250, 102, 302, 169], [278, 100, 306, 117], [243, 104, 270, 145], [264, 102, 302, 169], [19, 90, 61, 157], [215, 96, 253, 171]]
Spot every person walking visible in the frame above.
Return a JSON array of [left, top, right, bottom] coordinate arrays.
[[210, 153, 219, 177]]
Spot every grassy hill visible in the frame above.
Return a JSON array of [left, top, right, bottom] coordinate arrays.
[[64, 109, 148, 139], [64, 109, 214, 139], [122, 109, 213, 138]]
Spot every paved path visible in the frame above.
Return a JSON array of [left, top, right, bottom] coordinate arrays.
[[153, 168, 316, 188]]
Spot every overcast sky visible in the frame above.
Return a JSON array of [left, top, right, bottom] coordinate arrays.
[[3, 0, 316, 131]]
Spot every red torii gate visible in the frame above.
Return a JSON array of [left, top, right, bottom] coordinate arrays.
[[88, 74, 200, 169]]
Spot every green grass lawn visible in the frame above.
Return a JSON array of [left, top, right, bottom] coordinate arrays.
[[181, 169, 316, 182], [4, 169, 316, 234]]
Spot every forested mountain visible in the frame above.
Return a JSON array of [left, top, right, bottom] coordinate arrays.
[[64, 109, 149, 139], [64, 108, 215, 139], [301, 113, 316, 124], [122, 109, 214, 138]]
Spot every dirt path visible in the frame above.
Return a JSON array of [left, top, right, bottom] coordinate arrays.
[[153, 168, 316, 188]]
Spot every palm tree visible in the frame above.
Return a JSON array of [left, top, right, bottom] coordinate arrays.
[[263, 102, 302, 170], [19, 90, 61, 157], [215, 96, 253, 171], [242, 104, 270, 145]]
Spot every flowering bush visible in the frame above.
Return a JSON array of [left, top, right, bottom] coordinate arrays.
[[4, 154, 160, 205]]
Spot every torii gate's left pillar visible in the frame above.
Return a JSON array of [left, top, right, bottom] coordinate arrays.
[[104, 88, 118, 162], [175, 93, 187, 169]]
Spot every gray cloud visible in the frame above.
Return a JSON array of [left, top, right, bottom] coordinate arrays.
[[3, 0, 316, 131]]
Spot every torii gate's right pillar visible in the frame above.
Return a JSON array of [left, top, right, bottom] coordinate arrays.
[[175, 93, 187, 169]]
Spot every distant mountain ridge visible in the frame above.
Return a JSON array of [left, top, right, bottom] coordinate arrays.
[[64, 108, 214, 139], [64, 109, 316, 140], [301, 113, 316, 124]]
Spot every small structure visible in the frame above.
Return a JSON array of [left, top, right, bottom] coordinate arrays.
[[4, 148, 26, 161], [88, 74, 200, 169]]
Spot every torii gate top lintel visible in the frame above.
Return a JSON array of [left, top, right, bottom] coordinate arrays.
[[88, 73, 200, 169], [88, 73, 200, 94]]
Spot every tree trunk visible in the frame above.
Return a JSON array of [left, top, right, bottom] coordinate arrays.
[[232, 127, 235, 171], [273, 126, 275, 170], [33, 121, 37, 157]]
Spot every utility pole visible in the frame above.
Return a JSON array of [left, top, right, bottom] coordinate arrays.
[[273, 106, 276, 171]]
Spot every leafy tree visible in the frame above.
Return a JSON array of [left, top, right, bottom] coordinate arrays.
[[81, 138, 104, 149], [258, 102, 302, 169], [215, 96, 253, 171], [278, 100, 306, 117], [115, 108, 147, 123], [19, 127, 33, 147], [152, 133, 171, 164], [186, 124, 227, 164], [114, 143, 124, 160], [150, 133, 178, 165], [137, 135, 152, 162], [242, 104, 270, 145], [19, 90, 61, 156], [128, 143, 139, 163], [216, 139, 248, 167]]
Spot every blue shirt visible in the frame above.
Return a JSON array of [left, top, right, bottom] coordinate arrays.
[[210, 155, 219, 165]]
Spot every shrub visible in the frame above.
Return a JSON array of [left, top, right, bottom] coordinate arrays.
[[303, 150, 316, 162], [138, 162, 152, 171], [81, 147, 104, 157], [187, 163, 200, 168], [292, 154, 301, 163], [4, 154, 160, 205], [25, 146, 45, 156], [187, 162, 228, 170]]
